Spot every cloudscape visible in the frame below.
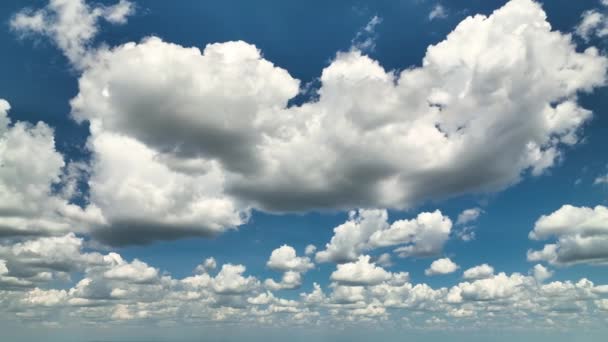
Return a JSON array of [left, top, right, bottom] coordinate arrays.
[[1, 0, 608, 341]]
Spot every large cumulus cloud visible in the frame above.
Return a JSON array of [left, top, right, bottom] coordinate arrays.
[[6, 0, 608, 245]]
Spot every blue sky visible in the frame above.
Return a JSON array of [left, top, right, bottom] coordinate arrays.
[[1, 0, 608, 341]]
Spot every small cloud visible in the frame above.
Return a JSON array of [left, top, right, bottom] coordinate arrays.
[[456, 208, 482, 225], [594, 173, 608, 185], [429, 4, 448, 21], [351, 15, 383, 52]]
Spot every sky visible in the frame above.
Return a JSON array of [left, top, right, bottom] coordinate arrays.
[[1, 0, 608, 341]]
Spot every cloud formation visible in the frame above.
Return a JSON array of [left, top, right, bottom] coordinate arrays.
[[528, 205, 608, 265], [6, 0, 607, 245]]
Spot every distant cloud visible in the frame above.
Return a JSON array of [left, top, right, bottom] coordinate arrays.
[[429, 4, 448, 21], [594, 173, 608, 185], [575, 0, 608, 41], [528, 204, 608, 265], [425, 258, 459, 276], [456, 208, 482, 225]]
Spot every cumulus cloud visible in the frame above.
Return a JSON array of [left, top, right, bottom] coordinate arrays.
[[194, 257, 217, 274], [531, 264, 553, 283], [528, 205, 608, 265], [315, 209, 452, 263], [264, 271, 303, 291], [7, 0, 606, 245], [83, 131, 248, 246], [10, 0, 134, 67], [264, 245, 313, 291], [425, 258, 460, 276], [66, 0, 607, 234], [305, 244, 317, 256], [0, 100, 103, 238], [1, 241, 607, 329], [462, 264, 494, 280], [267, 245, 314, 273], [211, 264, 259, 295], [330, 255, 393, 286]]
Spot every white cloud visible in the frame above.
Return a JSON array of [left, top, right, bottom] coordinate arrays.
[[425, 258, 459, 276], [103, 255, 159, 284], [462, 264, 494, 280], [429, 4, 448, 21], [330, 255, 393, 286], [448, 272, 527, 302], [264, 271, 302, 291], [62, 0, 606, 232], [0, 100, 104, 238], [211, 264, 259, 295], [305, 244, 317, 256], [316, 209, 452, 263], [10, 0, 134, 67], [575, 10, 608, 41], [194, 257, 217, 274], [267, 245, 314, 273], [528, 205, 608, 265], [83, 131, 248, 246], [531, 264, 553, 283]]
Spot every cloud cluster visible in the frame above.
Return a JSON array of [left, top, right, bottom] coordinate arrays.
[[528, 205, 608, 265], [265, 245, 314, 290], [0, 101, 103, 238], [315, 209, 452, 263], [2, 235, 606, 331]]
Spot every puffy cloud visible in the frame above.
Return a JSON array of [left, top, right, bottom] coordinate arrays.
[[10, 0, 134, 66], [267, 245, 314, 273], [449, 272, 528, 302], [194, 257, 217, 274], [103, 255, 159, 284], [330, 255, 392, 286], [0, 100, 103, 238], [82, 131, 247, 246], [316, 210, 452, 263], [425, 258, 459, 276], [531, 264, 553, 283], [8, 0, 605, 245], [462, 264, 494, 280], [304, 245, 317, 256], [62, 0, 606, 235], [264, 271, 303, 291], [528, 205, 608, 265], [265, 246, 314, 290], [0, 233, 106, 289], [211, 264, 259, 295], [224, 0, 606, 212]]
